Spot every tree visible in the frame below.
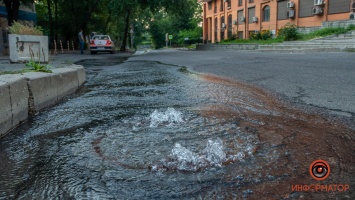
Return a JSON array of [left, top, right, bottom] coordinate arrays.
[[3, 0, 34, 26], [108, 0, 197, 51], [34, 0, 200, 51], [148, 0, 202, 48]]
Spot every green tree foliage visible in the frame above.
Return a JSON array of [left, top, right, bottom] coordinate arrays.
[[178, 27, 202, 45], [35, 0, 201, 51], [148, 0, 202, 48]]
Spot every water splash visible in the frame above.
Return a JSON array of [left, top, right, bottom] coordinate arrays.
[[149, 108, 184, 127], [171, 143, 200, 171], [151, 138, 233, 172], [203, 138, 226, 167]]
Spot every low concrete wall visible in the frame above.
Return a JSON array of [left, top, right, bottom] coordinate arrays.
[[196, 44, 258, 51], [0, 65, 86, 137], [322, 20, 355, 28]]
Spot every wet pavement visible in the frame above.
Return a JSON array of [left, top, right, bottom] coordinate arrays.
[[0, 53, 354, 199]]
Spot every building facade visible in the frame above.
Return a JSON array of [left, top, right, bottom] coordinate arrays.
[[0, 2, 37, 55], [201, 0, 354, 43]]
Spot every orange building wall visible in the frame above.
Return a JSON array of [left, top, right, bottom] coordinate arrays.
[[201, 0, 353, 43]]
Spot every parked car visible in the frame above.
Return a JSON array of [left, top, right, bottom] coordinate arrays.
[[90, 35, 115, 54]]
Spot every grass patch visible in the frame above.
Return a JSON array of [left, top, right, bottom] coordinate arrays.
[[212, 24, 355, 45], [24, 60, 52, 73], [8, 21, 43, 36], [220, 37, 284, 45], [186, 44, 196, 49], [300, 25, 355, 41]]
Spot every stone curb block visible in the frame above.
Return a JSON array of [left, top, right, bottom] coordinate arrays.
[[0, 75, 29, 137], [0, 66, 86, 137]]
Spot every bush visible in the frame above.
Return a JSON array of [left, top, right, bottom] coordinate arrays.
[[300, 25, 355, 40], [8, 21, 43, 36], [177, 27, 202, 45], [250, 30, 272, 40], [277, 23, 300, 41]]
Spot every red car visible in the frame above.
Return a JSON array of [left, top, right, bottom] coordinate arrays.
[[90, 35, 115, 54]]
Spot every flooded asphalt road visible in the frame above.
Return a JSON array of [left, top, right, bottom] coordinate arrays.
[[0, 54, 354, 199]]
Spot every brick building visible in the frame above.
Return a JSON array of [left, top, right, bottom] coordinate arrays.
[[201, 0, 355, 43]]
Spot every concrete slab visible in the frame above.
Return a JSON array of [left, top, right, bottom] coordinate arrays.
[[52, 68, 79, 100], [0, 80, 12, 137], [23, 72, 56, 113], [0, 75, 29, 136], [67, 65, 86, 86]]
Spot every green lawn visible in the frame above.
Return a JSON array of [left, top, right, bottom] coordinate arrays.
[[218, 25, 355, 45]]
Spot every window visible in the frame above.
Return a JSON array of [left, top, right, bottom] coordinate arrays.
[[238, 31, 244, 39], [208, 1, 212, 10], [214, 18, 218, 41], [263, 6, 270, 22], [237, 10, 244, 23], [221, 16, 225, 40], [227, 0, 231, 8], [249, 0, 254, 3], [238, 0, 243, 6], [228, 14, 233, 38], [228, 14, 233, 29], [277, 1, 288, 20], [299, 0, 313, 18], [220, 0, 224, 11], [328, 0, 350, 14], [248, 7, 255, 24]]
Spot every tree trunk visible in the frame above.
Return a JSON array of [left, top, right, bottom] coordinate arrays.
[[54, 0, 58, 41], [47, 0, 53, 48], [120, 9, 130, 52], [3, 0, 20, 26]]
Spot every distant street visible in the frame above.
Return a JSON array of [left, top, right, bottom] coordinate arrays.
[[130, 49, 355, 127]]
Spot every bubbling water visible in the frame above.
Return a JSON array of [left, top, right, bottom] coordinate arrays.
[[151, 138, 248, 172], [149, 108, 184, 127]]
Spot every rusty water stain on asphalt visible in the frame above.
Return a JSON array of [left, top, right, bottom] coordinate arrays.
[[198, 73, 355, 199]]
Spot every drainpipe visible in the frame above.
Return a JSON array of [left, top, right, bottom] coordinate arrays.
[[275, 0, 278, 37], [296, 0, 299, 27], [325, 0, 329, 22], [224, 0, 227, 39], [245, 0, 247, 39]]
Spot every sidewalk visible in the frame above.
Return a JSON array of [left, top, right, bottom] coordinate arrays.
[[0, 51, 133, 73]]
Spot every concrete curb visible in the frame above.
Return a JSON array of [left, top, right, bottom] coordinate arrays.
[[0, 65, 86, 137]]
